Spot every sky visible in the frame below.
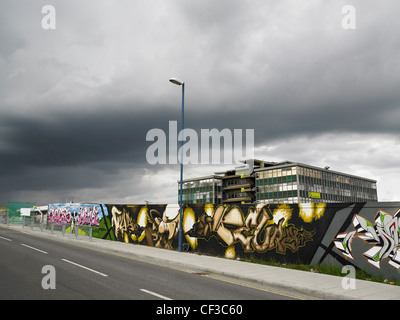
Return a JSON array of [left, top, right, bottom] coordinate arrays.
[[0, 0, 399, 207]]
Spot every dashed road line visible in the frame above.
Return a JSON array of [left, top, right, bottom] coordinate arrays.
[[61, 258, 108, 277], [140, 288, 172, 300], [20, 243, 48, 254]]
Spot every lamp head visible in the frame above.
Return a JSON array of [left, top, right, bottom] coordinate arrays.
[[169, 77, 184, 86]]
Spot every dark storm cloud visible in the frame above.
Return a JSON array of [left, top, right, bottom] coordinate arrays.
[[0, 104, 179, 205], [0, 106, 173, 173], [1, 0, 400, 205], [171, 0, 400, 141]]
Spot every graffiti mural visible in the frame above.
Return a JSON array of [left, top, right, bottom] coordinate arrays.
[[186, 204, 315, 256], [102, 203, 320, 261], [48, 203, 104, 227], [334, 208, 400, 269], [105, 204, 182, 249], [43, 201, 400, 282]]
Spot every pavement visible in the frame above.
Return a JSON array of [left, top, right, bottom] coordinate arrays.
[[2, 223, 400, 300]]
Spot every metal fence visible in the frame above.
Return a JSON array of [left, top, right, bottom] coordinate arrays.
[[0, 211, 8, 225], [1, 213, 94, 242]]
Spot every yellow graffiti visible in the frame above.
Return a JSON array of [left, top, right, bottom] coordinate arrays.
[[269, 204, 293, 227], [299, 203, 326, 223], [204, 204, 214, 217], [225, 246, 236, 259], [188, 204, 315, 255], [183, 207, 198, 250], [132, 206, 147, 242]]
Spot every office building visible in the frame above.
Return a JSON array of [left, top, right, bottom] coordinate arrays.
[[179, 160, 378, 205], [255, 161, 377, 204], [179, 175, 223, 205]]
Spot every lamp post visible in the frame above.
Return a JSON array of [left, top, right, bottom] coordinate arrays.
[[169, 77, 185, 252]]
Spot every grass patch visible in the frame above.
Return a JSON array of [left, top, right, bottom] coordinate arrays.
[[237, 257, 400, 286]]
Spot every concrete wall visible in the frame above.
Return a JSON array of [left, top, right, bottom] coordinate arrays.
[[48, 201, 400, 282]]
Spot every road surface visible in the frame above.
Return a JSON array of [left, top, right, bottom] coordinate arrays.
[[0, 226, 308, 301]]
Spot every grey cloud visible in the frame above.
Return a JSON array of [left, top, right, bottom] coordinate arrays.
[[0, 0, 400, 205], [0, 107, 172, 170]]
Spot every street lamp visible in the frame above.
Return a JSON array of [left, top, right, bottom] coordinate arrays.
[[169, 77, 185, 252]]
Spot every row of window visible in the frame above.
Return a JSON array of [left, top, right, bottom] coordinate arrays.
[[182, 179, 222, 189], [256, 175, 297, 185], [256, 168, 297, 179], [257, 175, 376, 191], [298, 175, 376, 191], [257, 189, 377, 202], [256, 166, 376, 188], [182, 199, 215, 204], [180, 185, 222, 194], [257, 190, 298, 200], [224, 178, 253, 187], [180, 191, 217, 203], [224, 192, 252, 200]]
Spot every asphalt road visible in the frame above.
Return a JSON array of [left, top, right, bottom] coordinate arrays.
[[0, 226, 304, 301]]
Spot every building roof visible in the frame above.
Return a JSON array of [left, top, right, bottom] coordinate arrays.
[[180, 175, 223, 183], [179, 159, 377, 184]]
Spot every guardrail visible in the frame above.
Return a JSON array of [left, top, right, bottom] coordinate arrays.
[[0, 212, 8, 225], [4, 215, 95, 242]]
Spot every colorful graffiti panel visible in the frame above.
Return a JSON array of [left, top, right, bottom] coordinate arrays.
[[47, 203, 115, 239], [48, 203, 106, 227], [333, 207, 400, 269]]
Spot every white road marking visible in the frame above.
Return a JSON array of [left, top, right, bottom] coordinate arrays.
[[140, 288, 172, 300], [61, 258, 108, 277], [20, 243, 48, 254], [0, 236, 12, 241]]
